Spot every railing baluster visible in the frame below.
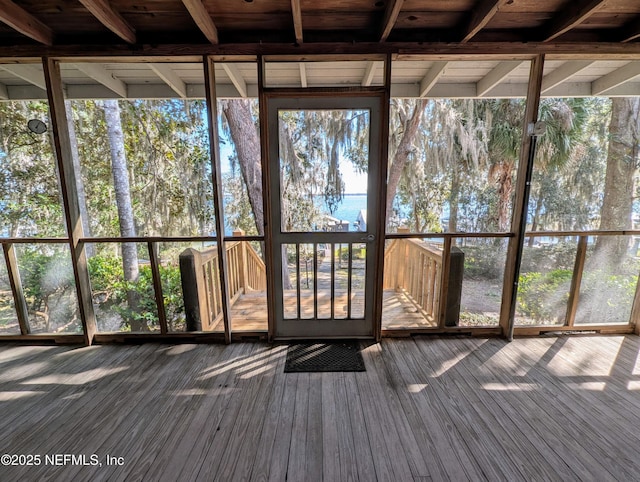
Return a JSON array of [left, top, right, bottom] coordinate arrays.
[[296, 244, 301, 319], [313, 242, 318, 319], [330, 242, 335, 318], [347, 243, 353, 319]]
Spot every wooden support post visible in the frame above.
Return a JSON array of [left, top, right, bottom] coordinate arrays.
[[43, 57, 98, 345], [372, 52, 392, 342], [148, 241, 168, 334], [499, 54, 545, 340], [3, 243, 30, 334], [565, 235, 587, 327], [204, 55, 232, 343], [438, 237, 452, 328], [444, 246, 464, 327], [179, 248, 207, 331], [258, 55, 276, 342]]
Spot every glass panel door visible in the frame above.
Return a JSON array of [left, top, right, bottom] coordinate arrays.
[[268, 96, 381, 338]]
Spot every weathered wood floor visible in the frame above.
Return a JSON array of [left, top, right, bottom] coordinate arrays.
[[1, 335, 640, 481]]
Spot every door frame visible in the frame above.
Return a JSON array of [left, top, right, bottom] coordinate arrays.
[[263, 92, 386, 340]]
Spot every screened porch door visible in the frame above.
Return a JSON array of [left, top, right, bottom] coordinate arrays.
[[267, 95, 382, 339]]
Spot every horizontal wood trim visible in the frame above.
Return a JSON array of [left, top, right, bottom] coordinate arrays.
[[78, 236, 219, 243], [2, 42, 640, 61], [385, 232, 513, 239], [93, 332, 227, 343], [525, 229, 640, 237], [381, 327, 502, 337], [0, 334, 85, 344], [0, 238, 69, 244], [513, 325, 634, 336], [262, 86, 387, 96]]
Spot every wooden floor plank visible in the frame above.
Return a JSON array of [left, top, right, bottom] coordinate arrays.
[[352, 365, 398, 482], [342, 371, 378, 482], [358, 344, 416, 481], [267, 370, 298, 482], [287, 372, 310, 481], [473, 337, 622, 481], [146, 343, 249, 481], [321, 371, 341, 482], [333, 372, 359, 482], [248, 345, 289, 482], [383, 340, 484, 481], [365, 342, 433, 479], [189, 344, 274, 480], [215, 345, 285, 482], [2, 336, 640, 481], [428, 338, 575, 481], [504, 338, 640, 480], [305, 372, 323, 482]]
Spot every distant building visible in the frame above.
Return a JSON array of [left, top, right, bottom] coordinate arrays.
[[323, 215, 350, 232]]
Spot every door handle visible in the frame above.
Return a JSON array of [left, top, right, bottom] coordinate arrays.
[[361, 234, 375, 242]]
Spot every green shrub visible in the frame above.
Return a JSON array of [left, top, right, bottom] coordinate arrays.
[[517, 269, 572, 322], [87, 255, 184, 332]]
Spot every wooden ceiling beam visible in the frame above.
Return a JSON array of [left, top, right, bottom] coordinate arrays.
[[74, 63, 127, 97], [541, 60, 594, 93], [541, 0, 607, 42], [221, 63, 246, 98], [476, 60, 523, 96], [0, 64, 46, 90], [78, 0, 136, 44], [299, 63, 307, 88], [182, 0, 219, 44], [380, 0, 404, 42], [419, 61, 447, 98], [291, 0, 303, 44], [362, 61, 376, 87], [149, 63, 187, 98], [592, 61, 640, 95], [460, 0, 510, 43], [620, 16, 640, 43], [0, 0, 53, 46]]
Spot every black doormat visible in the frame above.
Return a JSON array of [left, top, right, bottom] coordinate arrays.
[[284, 341, 366, 372]]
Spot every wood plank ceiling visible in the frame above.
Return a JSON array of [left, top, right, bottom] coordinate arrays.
[[0, 0, 638, 49], [1, 1, 640, 100]]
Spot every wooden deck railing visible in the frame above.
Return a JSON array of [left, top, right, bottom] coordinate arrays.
[[180, 240, 266, 331], [384, 238, 443, 321], [384, 237, 464, 326]]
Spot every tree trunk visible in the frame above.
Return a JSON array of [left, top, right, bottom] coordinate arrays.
[[491, 160, 514, 232], [220, 99, 264, 236], [65, 100, 94, 257], [103, 100, 144, 331], [595, 97, 640, 265], [528, 190, 543, 247], [386, 100, 428, 229]]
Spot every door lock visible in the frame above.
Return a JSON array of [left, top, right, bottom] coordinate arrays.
[[361, 234, 375, 242]]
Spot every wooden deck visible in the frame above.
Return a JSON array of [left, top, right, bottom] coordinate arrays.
[[2, 335, 640, 480], [223, 290, 435, 332]]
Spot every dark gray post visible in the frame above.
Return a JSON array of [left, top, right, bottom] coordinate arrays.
[[445, 247, 464, 327], [179, 248, 202, 331]]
